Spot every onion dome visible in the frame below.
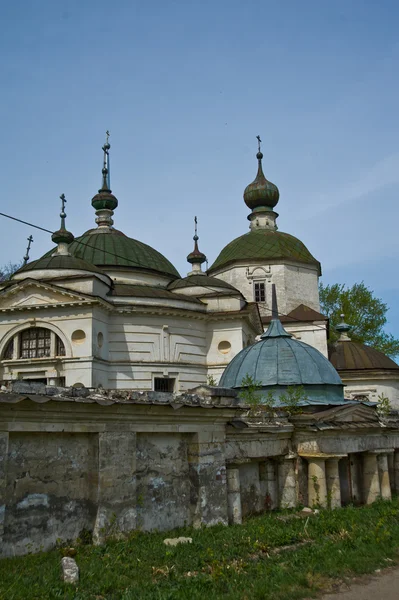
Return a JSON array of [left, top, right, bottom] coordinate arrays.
[[243, 137, 279, 211], [219, 285, 344, 405], [329, 317, 399, 372], [40, 134, 180, 280], [51, 194, 74, 247], [91, 131, 118, 211], [186, 216, 206, 275]]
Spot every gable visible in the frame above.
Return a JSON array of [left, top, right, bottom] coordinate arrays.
[[0, 281, 89, 311]]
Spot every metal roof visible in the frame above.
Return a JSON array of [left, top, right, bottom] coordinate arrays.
[[329, 341, 399, 371], [209, 230, 321, 274], [168, 275, 239, 292], [219, 316, 343, 405], [43, 228, 180, 279]]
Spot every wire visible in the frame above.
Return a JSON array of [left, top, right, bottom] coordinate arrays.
[[0, 210, 330, 333], [0, 212, 160, 271]]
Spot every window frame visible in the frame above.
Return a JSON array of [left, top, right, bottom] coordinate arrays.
[[254, 281, 266, 303]]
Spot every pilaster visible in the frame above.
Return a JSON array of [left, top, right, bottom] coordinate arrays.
[[93, 431, 137, 544]]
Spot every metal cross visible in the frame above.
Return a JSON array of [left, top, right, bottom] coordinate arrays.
[[256, 135, 262, 153], [23, 235, 34, 265], [60, 193, 66, 213], [194, 216, 198, 237]]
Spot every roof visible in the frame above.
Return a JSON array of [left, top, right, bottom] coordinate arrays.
[[329, 341, 399, 371], [220, 334, 342, 388], [208, 229, 321, 275], [44, 229, 180, 279], [168, 275, 239, 293], [219, 316, 343, 405], [262, 304, 327, 324], [110, 283, 202, 304], [0, 385, 242, 409], [15, 254, 105, 276]]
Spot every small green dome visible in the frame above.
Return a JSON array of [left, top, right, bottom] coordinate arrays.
[[91, 189, 118, 212], [209, 229, 321, 274], [243, 152, 279, 211], [51, 229, 74, 245], [46, 229, 180, 279]]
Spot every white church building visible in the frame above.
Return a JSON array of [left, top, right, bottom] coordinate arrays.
[[0, 137, 398, 405]]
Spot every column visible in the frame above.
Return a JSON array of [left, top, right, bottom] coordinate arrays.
[[348, 454, 362, 505], [307, 458, 327, 508], [377, 453, 392, 500], [188, 431, 228, 528], [93, 431, 137, 545], [227, 467, 242, 524], [259, 460, 278, 510], [394, 451, 399, 495], [278, 455, 297, 509], [0, 432, 9, 551], [326, 458, 341, 509], [362, 452, 381, 504]]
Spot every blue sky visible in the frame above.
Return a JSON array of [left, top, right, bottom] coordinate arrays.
[[1, 0, 398, 339]]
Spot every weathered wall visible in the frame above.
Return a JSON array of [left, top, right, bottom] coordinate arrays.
[[2, 432, 98, 557], [136, 433, 191, 531]]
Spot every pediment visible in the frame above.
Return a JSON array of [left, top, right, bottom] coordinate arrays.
[[314, 403, 379, 424], [0, 280, 89, 310]]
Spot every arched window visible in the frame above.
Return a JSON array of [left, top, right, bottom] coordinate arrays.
[[2, 327, 66, 360]]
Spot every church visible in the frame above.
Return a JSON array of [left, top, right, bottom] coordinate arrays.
[[1, 135, 399, 557], [0, 135, 398, 406]]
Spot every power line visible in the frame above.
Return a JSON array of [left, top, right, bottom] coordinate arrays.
[[0, 211, 330, 333], [0, 212, 158, 271]]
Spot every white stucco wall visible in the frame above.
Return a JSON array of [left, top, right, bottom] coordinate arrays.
[[210, 261, 320, 318], [340, 375, 399, 409]]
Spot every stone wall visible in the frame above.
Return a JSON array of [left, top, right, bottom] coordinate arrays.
[[2, 388, 399, 557]]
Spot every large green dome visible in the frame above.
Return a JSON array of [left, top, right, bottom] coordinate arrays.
[[45, 229, 180, 279], [209, 229, 321, 275]]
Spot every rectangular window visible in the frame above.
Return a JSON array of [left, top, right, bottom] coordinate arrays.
[[154, 377, 175, 392], [254, 282, 266, 303]]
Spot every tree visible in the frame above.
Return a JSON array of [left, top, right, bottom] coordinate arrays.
[[319, 281, 399, 358], [0, 262, 22, 282]]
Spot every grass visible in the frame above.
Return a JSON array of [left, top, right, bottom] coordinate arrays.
[[1, 499, 399, 599]]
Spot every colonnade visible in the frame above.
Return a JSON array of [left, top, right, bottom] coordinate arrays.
[[226, 449, 399, 524]]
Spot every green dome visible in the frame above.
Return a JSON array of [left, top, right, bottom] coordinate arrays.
[[45, 229, 180, 279], [209, 229, 321, 275], [15, 254, 105, 276]]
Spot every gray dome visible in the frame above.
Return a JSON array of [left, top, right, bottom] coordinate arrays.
[[219, 318, 344, 405]]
